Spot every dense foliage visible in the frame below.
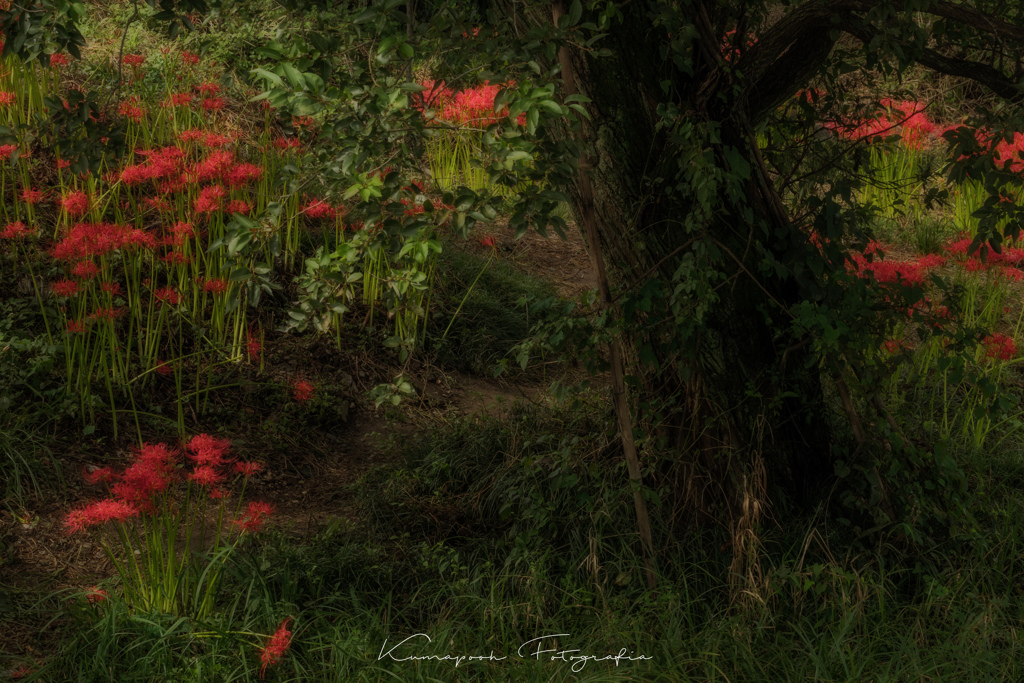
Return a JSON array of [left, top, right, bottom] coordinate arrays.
[[3, 0, 1024, 680]]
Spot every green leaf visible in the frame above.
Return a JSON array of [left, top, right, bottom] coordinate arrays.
[[568, 103, 591, 120], [353, 8, 377, 23], [537, 99, 564, 115], [229, 267, 250, 282], [568, 0, 583, 26], [378, 35, 396, 56], [724, 146, 751, 180], [280, 63, 304, 89], [527, 107, 539, 135]]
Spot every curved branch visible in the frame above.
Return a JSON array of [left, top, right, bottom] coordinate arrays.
[[735, 0, 1024, 122], [840, 16, 1024, 102], [745, 28, 838, 122]]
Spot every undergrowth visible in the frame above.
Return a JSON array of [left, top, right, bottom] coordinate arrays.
[[25, 402, 1024, 682]]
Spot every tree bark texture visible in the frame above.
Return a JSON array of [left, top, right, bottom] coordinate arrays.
[[492, 0, 1024, 546], [495, 1, 836, 530]]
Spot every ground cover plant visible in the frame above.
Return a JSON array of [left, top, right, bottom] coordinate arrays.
[[2, 0, 1024, 681]]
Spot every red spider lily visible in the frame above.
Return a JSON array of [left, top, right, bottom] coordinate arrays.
[[50, 53, 70, 67], [82, 466, 116, 485], [161, 250, 192, 266], [225, 163, 263, 188], [167, 221, 195, 247], [1000, 266, 1024, 282], [86, 586, 108, 603], [117, 96, 146, 123], [202, 97, 225, 112], [164, 92, 194, 107], [914, 253, 947, 269], [303, 198, 336, 219], [110, 444, 178, 508], [227, 199, 252, 214], [133, 146, 185, 178], [194, 185, 227, 214], [181, 50, 200, 66], [137, 442, 179, 470], [158, 176, 186, 194], [209, 487, 228, 500], [143, 197, 172, 212], [272, 137, 302, 151], [61, 190, 90, 216], [847, 248, 926, 285], [234, 461, 263, 478], [203, 278, 229, 294], [155, 287, 182, 306], [90, 306, 126, 322], [992, 132, 1024, 173], [292, 115, 316, 129], [291, 379, 315, 403], [400, 198, 425, 217], [234, 501, 274, 534], [155, 361, 175, 376], [259, 618, 294, 678], [982, 333, 1017, 361], [191, 151, 235, 183], [178, 128, 205, 143], [877, 99, 936, 149], [64, 499, 140, 533], [0, 144, 18, 159], [415, 80, 521, 126], [479, 235, 496, 248], [66, 319, 89, 334], [189, 465, 226, 487], [100, 281, 123, 296], [57, 158, 71, 169], [126, 229, 159, 251], [72, 261, 100, 279], [882, 339, 908, 354], [202, 132, 234, 147], [187, 434, 232, 467], [122, 53, 145, 68], [945, 236, 1024, 266], [51, 280, 80, 297], [120, 164, 156, 186], [0, 91, 16, 106], [198, 81, 221, 96], [1, 221, 32, 239], [247, 327, 262, 362], [20, 187, 45, 204]]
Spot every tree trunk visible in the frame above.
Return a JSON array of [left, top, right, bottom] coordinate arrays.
[[497, 3, 836, 531]]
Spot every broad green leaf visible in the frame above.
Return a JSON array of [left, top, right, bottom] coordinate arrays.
[[280, 63, 304, 89]]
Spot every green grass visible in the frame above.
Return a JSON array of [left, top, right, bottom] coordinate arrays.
[[424, 242, 560, 374], [24, 401, 1023, 681]]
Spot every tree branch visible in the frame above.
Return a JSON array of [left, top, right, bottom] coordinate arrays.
[[839, 15, 1024, 102], [736, 0, 1024, 120]]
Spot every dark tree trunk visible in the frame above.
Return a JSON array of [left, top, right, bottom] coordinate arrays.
[[498, 3, 836, 529]]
